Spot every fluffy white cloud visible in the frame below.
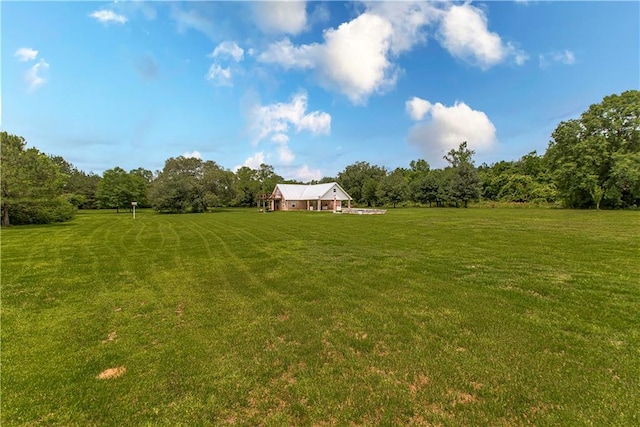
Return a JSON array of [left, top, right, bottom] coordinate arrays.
[[209, 41, 244, 62], [406, 96, 432, 121], [205, 64, 232, 86], [437, 3, 526, 69], [250, 91, 330, 143], [291, 164, 322, 182], [259, 13, 398, 104], [249, 91, 330, 167], [182, 150, 203, 159], [407, 99, 497, 160], [90, 9, 128, 24], [25, 59, 49, 91], [253, 1, 307, 35], [257, 38, 316, 69], [258, 2, 524, 102], [14, 47, 38, 62], [236, 152, 265, 171], [206, 42, 244, 86], [276, 145, 295, 164], [257, 3, 443, 104], [317, 13, 397, 104], [539, 50, 576, 68], [365, 1, 441, 55]]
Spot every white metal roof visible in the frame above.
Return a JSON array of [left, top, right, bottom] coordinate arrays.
[[272, 182, 352, 201]]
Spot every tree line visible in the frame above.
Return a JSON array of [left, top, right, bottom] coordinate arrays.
[[2, 90, 638, 225]]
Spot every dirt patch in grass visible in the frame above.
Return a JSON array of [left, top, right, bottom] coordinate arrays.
[[101, 331, 117, 344], [448, 389, 478, 406], [97, 366, 126, 379]]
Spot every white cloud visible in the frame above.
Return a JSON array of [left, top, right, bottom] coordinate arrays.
[[539, 49, 576, 69], [365, 1, 441, 55], [182, 150, 203, 159], [291, 164, 322, 182], [171, 6, 215, 39], [25, 59, 49, 91], [250, 91, 330, 143], [316, 13, 397, 104], [259, 13, 398, 104], [437, 3, 526, 69], [253, 1, 307, 35], [257, 38, 316, 69], [407, 99, 497, 161], [271, 134, 295, 164], [513, 48, 530, 66], [206, 42, 244, 86], [276, 145, 295, 164], [406, 96, 432, 121], [258, 2, 525, 102], [554, 50, 575, 65], [90, 9, 128, 24], [271, 133, 289, 144], [236, 152, 266, 171], [249, 91, 330, 168], [205, 64, 232, 86], [14, 48, 38, 62], [258, 3, 443, 104], [209, 41, 244, 62]]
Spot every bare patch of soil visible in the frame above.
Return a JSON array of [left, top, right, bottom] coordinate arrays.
[[97, 366, 126, 379]]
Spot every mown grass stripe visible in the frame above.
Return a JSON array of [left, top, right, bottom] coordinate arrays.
[[1, 208, 639, 425]]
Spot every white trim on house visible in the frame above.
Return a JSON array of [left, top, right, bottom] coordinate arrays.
[[269, 182, 352, 211]]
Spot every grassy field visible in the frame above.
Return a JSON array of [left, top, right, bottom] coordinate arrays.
[[1, 208, 639, 425]]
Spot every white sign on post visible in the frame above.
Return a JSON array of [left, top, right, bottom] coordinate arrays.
[[131, 201, 137, 219]]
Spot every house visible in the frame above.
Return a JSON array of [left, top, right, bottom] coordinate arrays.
[[269, 182, 352, 211]]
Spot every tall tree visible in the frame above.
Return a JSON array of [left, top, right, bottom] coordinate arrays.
[[202, 161, 236, 207], [233, 166, 260, 207], [545, 90, 640, 208], [337, 161, 386, 206], [96, 167, 141, 212], [376, 168, 409, 208], [444, 142, 481, 208], [410, 172, 440, 207], [1, 132, 75, 225], [148, 157, 206, 213]]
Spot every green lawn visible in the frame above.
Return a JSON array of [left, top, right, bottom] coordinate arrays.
[[2, 208, 639, 425]]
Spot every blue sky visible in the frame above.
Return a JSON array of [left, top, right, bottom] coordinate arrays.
[[3, 1, 639, 181]]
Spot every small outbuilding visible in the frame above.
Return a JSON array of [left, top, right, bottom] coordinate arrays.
[[269, 182, 352, 212]]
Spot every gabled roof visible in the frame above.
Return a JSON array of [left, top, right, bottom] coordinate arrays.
[[272, 182, 352, 201]]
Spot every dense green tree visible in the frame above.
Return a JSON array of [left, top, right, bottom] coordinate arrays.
[[202, 161, 236, 207], [129, 168, 152, 207], [1, 132, 75, 225], [433, 168, 454, 207], [444, 142, 481, 207], [233, 166, 260, 207], [148, 157, 206, 213], [361, 177, 380, 207], [409, 159, 430, 177], [49, 155, 100, 208], [545, 90, 640, 208], [376, 168, 409, 208], [256, 163, 283, 196], [409, 172, 440, 207], [609, 152, 640, 206], [479, 152, 556, 204], [337, 161, 386, 206], [96, 167, 144, 212]]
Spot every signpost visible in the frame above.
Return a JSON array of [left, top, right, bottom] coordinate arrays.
[[333, 188, 337, 213], [131, 201, 137, 219]]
